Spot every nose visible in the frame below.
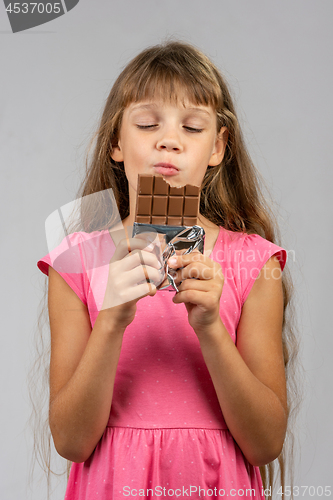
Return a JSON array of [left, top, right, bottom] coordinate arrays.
[[156, 127, 183, 152]]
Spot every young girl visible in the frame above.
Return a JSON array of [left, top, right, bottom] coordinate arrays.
[[37, 41, 297, 499]]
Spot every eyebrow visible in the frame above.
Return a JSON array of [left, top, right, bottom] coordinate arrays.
[[184, 107, 212, 117], [130, 103, 158, 111], [129, 103, 212, 117]]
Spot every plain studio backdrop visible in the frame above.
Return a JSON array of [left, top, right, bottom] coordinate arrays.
[[0, 1, 332, 499]]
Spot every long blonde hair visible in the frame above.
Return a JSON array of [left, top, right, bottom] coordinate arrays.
[[30, 40, 302, 499]]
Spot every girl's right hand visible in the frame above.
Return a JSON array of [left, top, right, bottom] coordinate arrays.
[[100, 233, 164, 329]]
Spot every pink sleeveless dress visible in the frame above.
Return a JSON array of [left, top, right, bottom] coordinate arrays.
[[37, 226, 287, 499]]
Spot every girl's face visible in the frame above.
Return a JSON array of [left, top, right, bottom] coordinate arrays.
[[111, 97, 228, 214]]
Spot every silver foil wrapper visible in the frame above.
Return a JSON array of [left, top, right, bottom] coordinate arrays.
[[132, 223, 205, 292]]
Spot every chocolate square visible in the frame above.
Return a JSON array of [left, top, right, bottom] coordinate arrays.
[[135, 175, 200, 226]]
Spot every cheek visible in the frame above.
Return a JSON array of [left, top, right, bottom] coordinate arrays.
[[190, 165, 209, 185], [194, 138, 214, 158], [122, 144, 148, 181], [193, 145, 213, 168], [123, 140, 147, 162]]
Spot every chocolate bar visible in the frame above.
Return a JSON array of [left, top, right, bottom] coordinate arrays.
[[132, 175, 205, 291], [135, 174, 200, 226]]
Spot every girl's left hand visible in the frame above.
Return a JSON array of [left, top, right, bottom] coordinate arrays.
[[167, 252, 224, 336]]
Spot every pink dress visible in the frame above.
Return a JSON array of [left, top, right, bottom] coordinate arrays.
[[37, 226, 287, 499]]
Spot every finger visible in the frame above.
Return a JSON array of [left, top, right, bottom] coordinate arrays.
[[112, 228, 161, 260], [172, 288, 213, 306], [167, 251, 211, 270], [134, 232, 164, 266], [124, 249, 163, 272], [134, 230, 161, 247], [177, 278, 216, 293], [124, 225, 132, 253], [112, 235, 160, 262], [104, 262, 161, 304], [111, 238, 141, 261], [115, 257, 164, 286], [173, 262, 215, 282], [101, 281, 156, 309], [134, 248, 159, 286], [137, 249, 149, 284]]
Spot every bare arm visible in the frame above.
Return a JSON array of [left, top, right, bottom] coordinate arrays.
[[198, 256, 287, 466], [170, 253, 287, 466], [48, 266, 126, 463], [48, 236, 161, 463]]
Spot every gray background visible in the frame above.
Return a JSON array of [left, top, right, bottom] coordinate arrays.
[[1, 1, 332, 499]]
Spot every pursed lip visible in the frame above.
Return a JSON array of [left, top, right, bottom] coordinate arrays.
[[154, 162, 179, 171]]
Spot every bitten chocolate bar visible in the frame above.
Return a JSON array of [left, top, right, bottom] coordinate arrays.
[[135, 174, 200, 226]]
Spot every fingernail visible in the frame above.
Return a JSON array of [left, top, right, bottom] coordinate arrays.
[[168, 257, 177, 266], [147, 243, 155, 250]]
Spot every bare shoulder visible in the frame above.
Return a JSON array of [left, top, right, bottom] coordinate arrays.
[[236, 256, 287, 412], [48, 266, 92, 404]]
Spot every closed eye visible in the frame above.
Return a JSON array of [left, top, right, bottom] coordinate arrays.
[[136, 124, 203, 132], [184, 126, 203, 133], [136, 124, 157, 129]]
